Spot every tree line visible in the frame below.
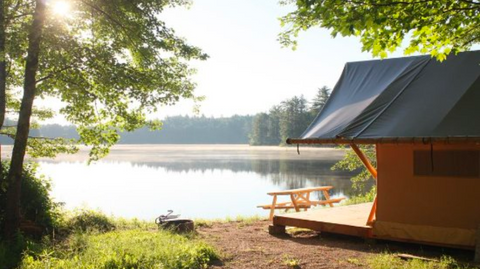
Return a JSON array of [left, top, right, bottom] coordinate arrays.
[[0, 87, 330, 146], [120, 115, 253, 144], [249, 86, 330, 145], [0, 115, 253, 145]]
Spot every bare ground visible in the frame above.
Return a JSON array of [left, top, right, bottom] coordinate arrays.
[[197, 220, 476, 269]]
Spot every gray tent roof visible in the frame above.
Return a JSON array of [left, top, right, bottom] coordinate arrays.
[[289, 51, 480, 144]]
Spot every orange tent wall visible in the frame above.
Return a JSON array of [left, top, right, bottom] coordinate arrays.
[[373, 143, 480, 248]]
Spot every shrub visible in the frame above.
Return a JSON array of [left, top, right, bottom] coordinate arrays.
[[0, 161, 62, 238], [0, 232, 26, 269], [332, 145, 377, 198], [67, 209, 116, 233], [344, 186, 376, 205]]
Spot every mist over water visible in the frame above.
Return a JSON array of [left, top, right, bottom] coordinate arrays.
[[27, 145, 356, 220]]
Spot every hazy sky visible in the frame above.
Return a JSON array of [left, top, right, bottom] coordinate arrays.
[[153, 0, 407, 119], [40, 0, 410, 123]]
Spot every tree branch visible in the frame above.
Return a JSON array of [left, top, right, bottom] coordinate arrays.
[[36, 65, 75, 84], [79, 0, 137, 43], [0, 131, 70, 140], [349, 0, 431, 7], [5, 0, 33, 27], [7, 12, 34, 21], [79, 0, 152, 61]]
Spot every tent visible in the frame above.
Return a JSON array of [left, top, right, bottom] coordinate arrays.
[[287, 51, 480, 248]]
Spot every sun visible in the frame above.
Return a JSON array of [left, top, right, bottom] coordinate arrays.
[[52, 1, 71, 16]]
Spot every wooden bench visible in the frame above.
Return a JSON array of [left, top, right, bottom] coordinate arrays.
[[257, 186, 345, 220]]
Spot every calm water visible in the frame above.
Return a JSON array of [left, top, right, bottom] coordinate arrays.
[[6, 145, 356, 220]]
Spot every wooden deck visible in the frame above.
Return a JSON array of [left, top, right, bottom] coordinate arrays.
[[272, 202, 373, 238]]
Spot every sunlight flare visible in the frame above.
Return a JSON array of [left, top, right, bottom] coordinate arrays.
[[51, 1, 71, 16]]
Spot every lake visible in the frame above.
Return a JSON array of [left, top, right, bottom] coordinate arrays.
[[2, 145, 356, 220]]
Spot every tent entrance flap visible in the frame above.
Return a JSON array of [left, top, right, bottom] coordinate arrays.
[[350, 143, 378, 226]]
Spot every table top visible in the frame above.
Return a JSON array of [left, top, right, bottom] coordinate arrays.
[[267, 186, 333, 196]]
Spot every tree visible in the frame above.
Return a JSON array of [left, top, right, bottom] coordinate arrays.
[[265, 105, 282, 145], [279, 95, 311, 143], [249, 113, 270, 145], [279, 1, 480, 60], [1, 0, 206, 239], [310, 86, 330, 117], [249, 94, 324, 146]]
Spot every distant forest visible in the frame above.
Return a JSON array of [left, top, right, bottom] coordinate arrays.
[[0, 87, 330, 145], [249, 86, 330, 145]]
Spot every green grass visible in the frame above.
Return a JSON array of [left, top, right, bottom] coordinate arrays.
[[111, 216, 157, 230], [367, 254, 474, 269], [0, 209, 220, 269], [19, 229, 217, 269], [194, 214, 266, 228], [282, 254, 301, 268], [5, 210, 266, 269]]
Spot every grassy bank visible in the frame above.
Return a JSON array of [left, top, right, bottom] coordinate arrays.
[[20, 229, 217, 269], [2, 209, 477, 269], [1, 210, 218, 269]]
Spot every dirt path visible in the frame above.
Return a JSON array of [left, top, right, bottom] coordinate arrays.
[[197, 220, 476, 268]]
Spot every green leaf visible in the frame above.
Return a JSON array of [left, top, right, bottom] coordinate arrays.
[[278, 1, 479, 59]]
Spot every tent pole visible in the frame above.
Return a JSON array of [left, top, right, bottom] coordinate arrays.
[[366, 197, 377, 226], [350, 143, 377, 180], [350, 143, 377, 226]]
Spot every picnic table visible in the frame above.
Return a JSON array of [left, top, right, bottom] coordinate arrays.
[[257, 186, 345, 220]]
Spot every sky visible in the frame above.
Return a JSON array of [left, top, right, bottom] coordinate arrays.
[[40, 0, 410, 123], [152, 0, 406, 119]]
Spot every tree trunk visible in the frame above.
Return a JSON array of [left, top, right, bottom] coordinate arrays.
[[0, 0, 6, 127], [0, 0, 7, 186], [3, 0, 45, 240]]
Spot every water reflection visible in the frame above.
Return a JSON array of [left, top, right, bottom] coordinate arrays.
[[61, 158, 356, 196], [33, 145, 358, 219]]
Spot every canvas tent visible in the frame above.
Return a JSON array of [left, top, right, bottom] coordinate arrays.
[[287, 51, 480, 248]]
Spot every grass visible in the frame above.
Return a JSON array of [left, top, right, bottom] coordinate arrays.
[[0, 209, 219, 269], [5, 211, 476, 269], [346, 257, 364, 266], [367, 253, 475, 269], [6, 212, 269, 269], [282, 254, 301, 268], [20, 229, 218, 269], [111, 216, 157, 230], [195, 214, 266, 228]]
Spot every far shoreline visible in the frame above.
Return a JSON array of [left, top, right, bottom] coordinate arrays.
[[1, 144, 347, 163]]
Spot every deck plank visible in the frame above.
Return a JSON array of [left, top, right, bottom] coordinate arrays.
[[272, 202, 373, 237]]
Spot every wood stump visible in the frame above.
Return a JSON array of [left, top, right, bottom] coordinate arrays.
[[160, 219, 194, 233]]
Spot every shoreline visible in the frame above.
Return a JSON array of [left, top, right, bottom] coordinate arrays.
[[1, 144, 347, 163]]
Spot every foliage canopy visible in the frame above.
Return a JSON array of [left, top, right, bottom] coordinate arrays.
[[0, 0, 207, 240], [2, 0, 207, 159], [279, 0, 480, 60]]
